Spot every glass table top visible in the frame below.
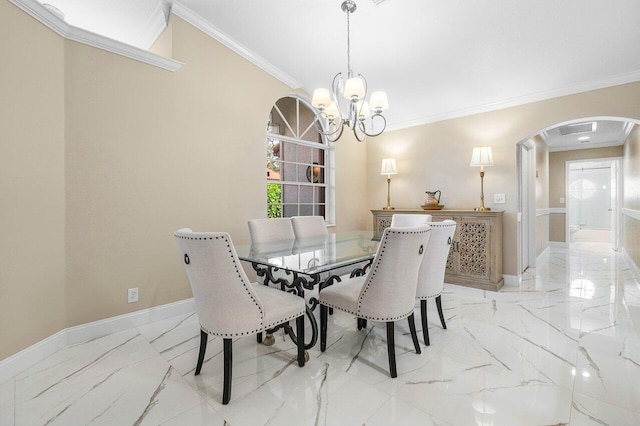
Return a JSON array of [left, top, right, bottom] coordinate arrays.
[[236, 231, 381, 275]]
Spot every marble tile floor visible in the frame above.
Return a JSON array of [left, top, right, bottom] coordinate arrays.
[[2, 243, 640, 425]]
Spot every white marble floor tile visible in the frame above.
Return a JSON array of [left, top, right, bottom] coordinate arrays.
[[571, 392, 640, 425], [160, 398, 226, 425], [364, 396, 443, 426], [2, 242, 640, 425], [15, 355, 203, 426], [0, 378, 15, 426]]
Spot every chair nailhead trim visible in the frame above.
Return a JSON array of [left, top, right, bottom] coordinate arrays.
[[319, 300, 414, 322], [199, 309, 305, 337], [417, 293, 441, 300], [176, 232, 266, 329], [357, 228, 430, 314]]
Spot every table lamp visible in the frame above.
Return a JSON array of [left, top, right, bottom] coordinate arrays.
[[381, 158, 397, 210], [469, 147, 494, 211]]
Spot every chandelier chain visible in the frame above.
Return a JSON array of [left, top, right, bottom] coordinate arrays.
[[346, 6, 351, 77]]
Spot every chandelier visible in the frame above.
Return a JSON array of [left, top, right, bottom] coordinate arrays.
[[312, 0, 389, 142]]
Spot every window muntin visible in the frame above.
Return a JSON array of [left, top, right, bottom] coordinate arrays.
[[267, 97, 329, 219]]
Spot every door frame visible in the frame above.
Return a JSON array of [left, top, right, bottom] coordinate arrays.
[[564, 157, 622, 249], [516, 140, 536, 276]]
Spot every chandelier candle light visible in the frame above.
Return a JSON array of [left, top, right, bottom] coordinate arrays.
[[381, 159, 397, 210], [312, 0, 389, 142], [469, 147, 495, 211]]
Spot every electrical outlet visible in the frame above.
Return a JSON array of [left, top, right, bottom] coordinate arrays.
[[560, 197, 565, 204], [128, 288, 139, 303], [493, 193, 506, 204]]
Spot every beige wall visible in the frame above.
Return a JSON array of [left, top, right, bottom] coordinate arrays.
[[0, 1, 66, 360], [623, 125, 640, 267], [535, 136, 549, 256], [548, 146, 624, 242], [2, 9, 368, 359], [367, 84, 640, 276]]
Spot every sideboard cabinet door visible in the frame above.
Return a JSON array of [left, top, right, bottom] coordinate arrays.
[[371, 209, 503, 291]]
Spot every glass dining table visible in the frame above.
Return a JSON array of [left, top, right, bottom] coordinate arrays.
[[236, 230, 381, 352]]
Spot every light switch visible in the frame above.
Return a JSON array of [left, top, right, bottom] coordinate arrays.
[[494, 194, 506, 204], [560, 197, 565, 204]]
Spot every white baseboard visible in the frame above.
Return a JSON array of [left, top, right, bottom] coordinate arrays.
[[622, 248, 640, 282], [503, 274, 519, 286], [0, 329, 66, 384], [537, 245, 550, 264], [549, 241, 567, 248], [0, 298, 195, 384]]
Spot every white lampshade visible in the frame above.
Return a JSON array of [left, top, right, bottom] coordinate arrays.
[[380, 158, 397, 175], [312, 88, 331, 108], [469, 147, 495, 167], [343, 77, 365, 100], [369, 91, 389, 111], [356, 100, 370, 118], [324, 102, 340, 119]]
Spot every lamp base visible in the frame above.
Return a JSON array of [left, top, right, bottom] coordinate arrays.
[[474, 206, 491, 211], [382, 206, 395, 210]]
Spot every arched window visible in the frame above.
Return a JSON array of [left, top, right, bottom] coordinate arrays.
[[266, 96, 333, 221]]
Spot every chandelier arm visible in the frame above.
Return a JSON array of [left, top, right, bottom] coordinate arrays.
[[315, 115, 344, 138], [327, 121, 346, 143], [352, 124, 366, 142], [360, 113, 387, 138], [331, 72, 344, 113], [354, 73, 368, 121]]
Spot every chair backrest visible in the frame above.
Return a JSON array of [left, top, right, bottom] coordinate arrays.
[[416, 220, 457, 299], [390, 213, 432, 227], [357, 225, 431, 320], [291, 216, 328, 238], [175, 229, 264, 336], [248, 218, 295, 244]]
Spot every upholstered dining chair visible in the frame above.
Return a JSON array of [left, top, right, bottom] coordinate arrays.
[[174, 229, 306, 405], [390, 213, 432, 227], [248, 218, 298, 344], [414, 220, 456, 346], [291, 215, 328, 238], [248, 217, 295, 243], [319, 225, 432, 378]]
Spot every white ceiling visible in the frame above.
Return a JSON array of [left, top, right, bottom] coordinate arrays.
[[541, 120, 633, 151], [36, 0, 640, 131]]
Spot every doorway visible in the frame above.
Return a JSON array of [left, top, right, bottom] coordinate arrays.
[[517, 140, 535, 274], [565, 158, 622, 250]]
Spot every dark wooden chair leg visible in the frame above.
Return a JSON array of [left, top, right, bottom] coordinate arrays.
[[421, 300, 430, 346], [436, 295, 447, 329], [296, 315, 305, 367], [357, 318, 368, 330], [320, 304, 328, 352], [222, 338, 232, 405], [195, 330, 208, 375], [386, 322, 397, 378], [256, 332, 262, 344], [407, 313, 421, 354]]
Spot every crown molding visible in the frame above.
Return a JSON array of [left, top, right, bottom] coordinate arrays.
[[387, 69, 640, 132], [9, 0, 182, 72], [171, 1, 301, 89], [138, 0, 170, 51]]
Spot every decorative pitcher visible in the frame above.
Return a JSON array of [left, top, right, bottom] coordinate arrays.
[[425, 190, 441, 206]]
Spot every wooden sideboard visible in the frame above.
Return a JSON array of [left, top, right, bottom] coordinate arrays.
[[371, 209, 504, 291]]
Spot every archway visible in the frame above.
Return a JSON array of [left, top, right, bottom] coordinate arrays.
[[516, 116, 639, 278]]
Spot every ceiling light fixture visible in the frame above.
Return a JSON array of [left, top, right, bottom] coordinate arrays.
[[312, 0, 388, 142]]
